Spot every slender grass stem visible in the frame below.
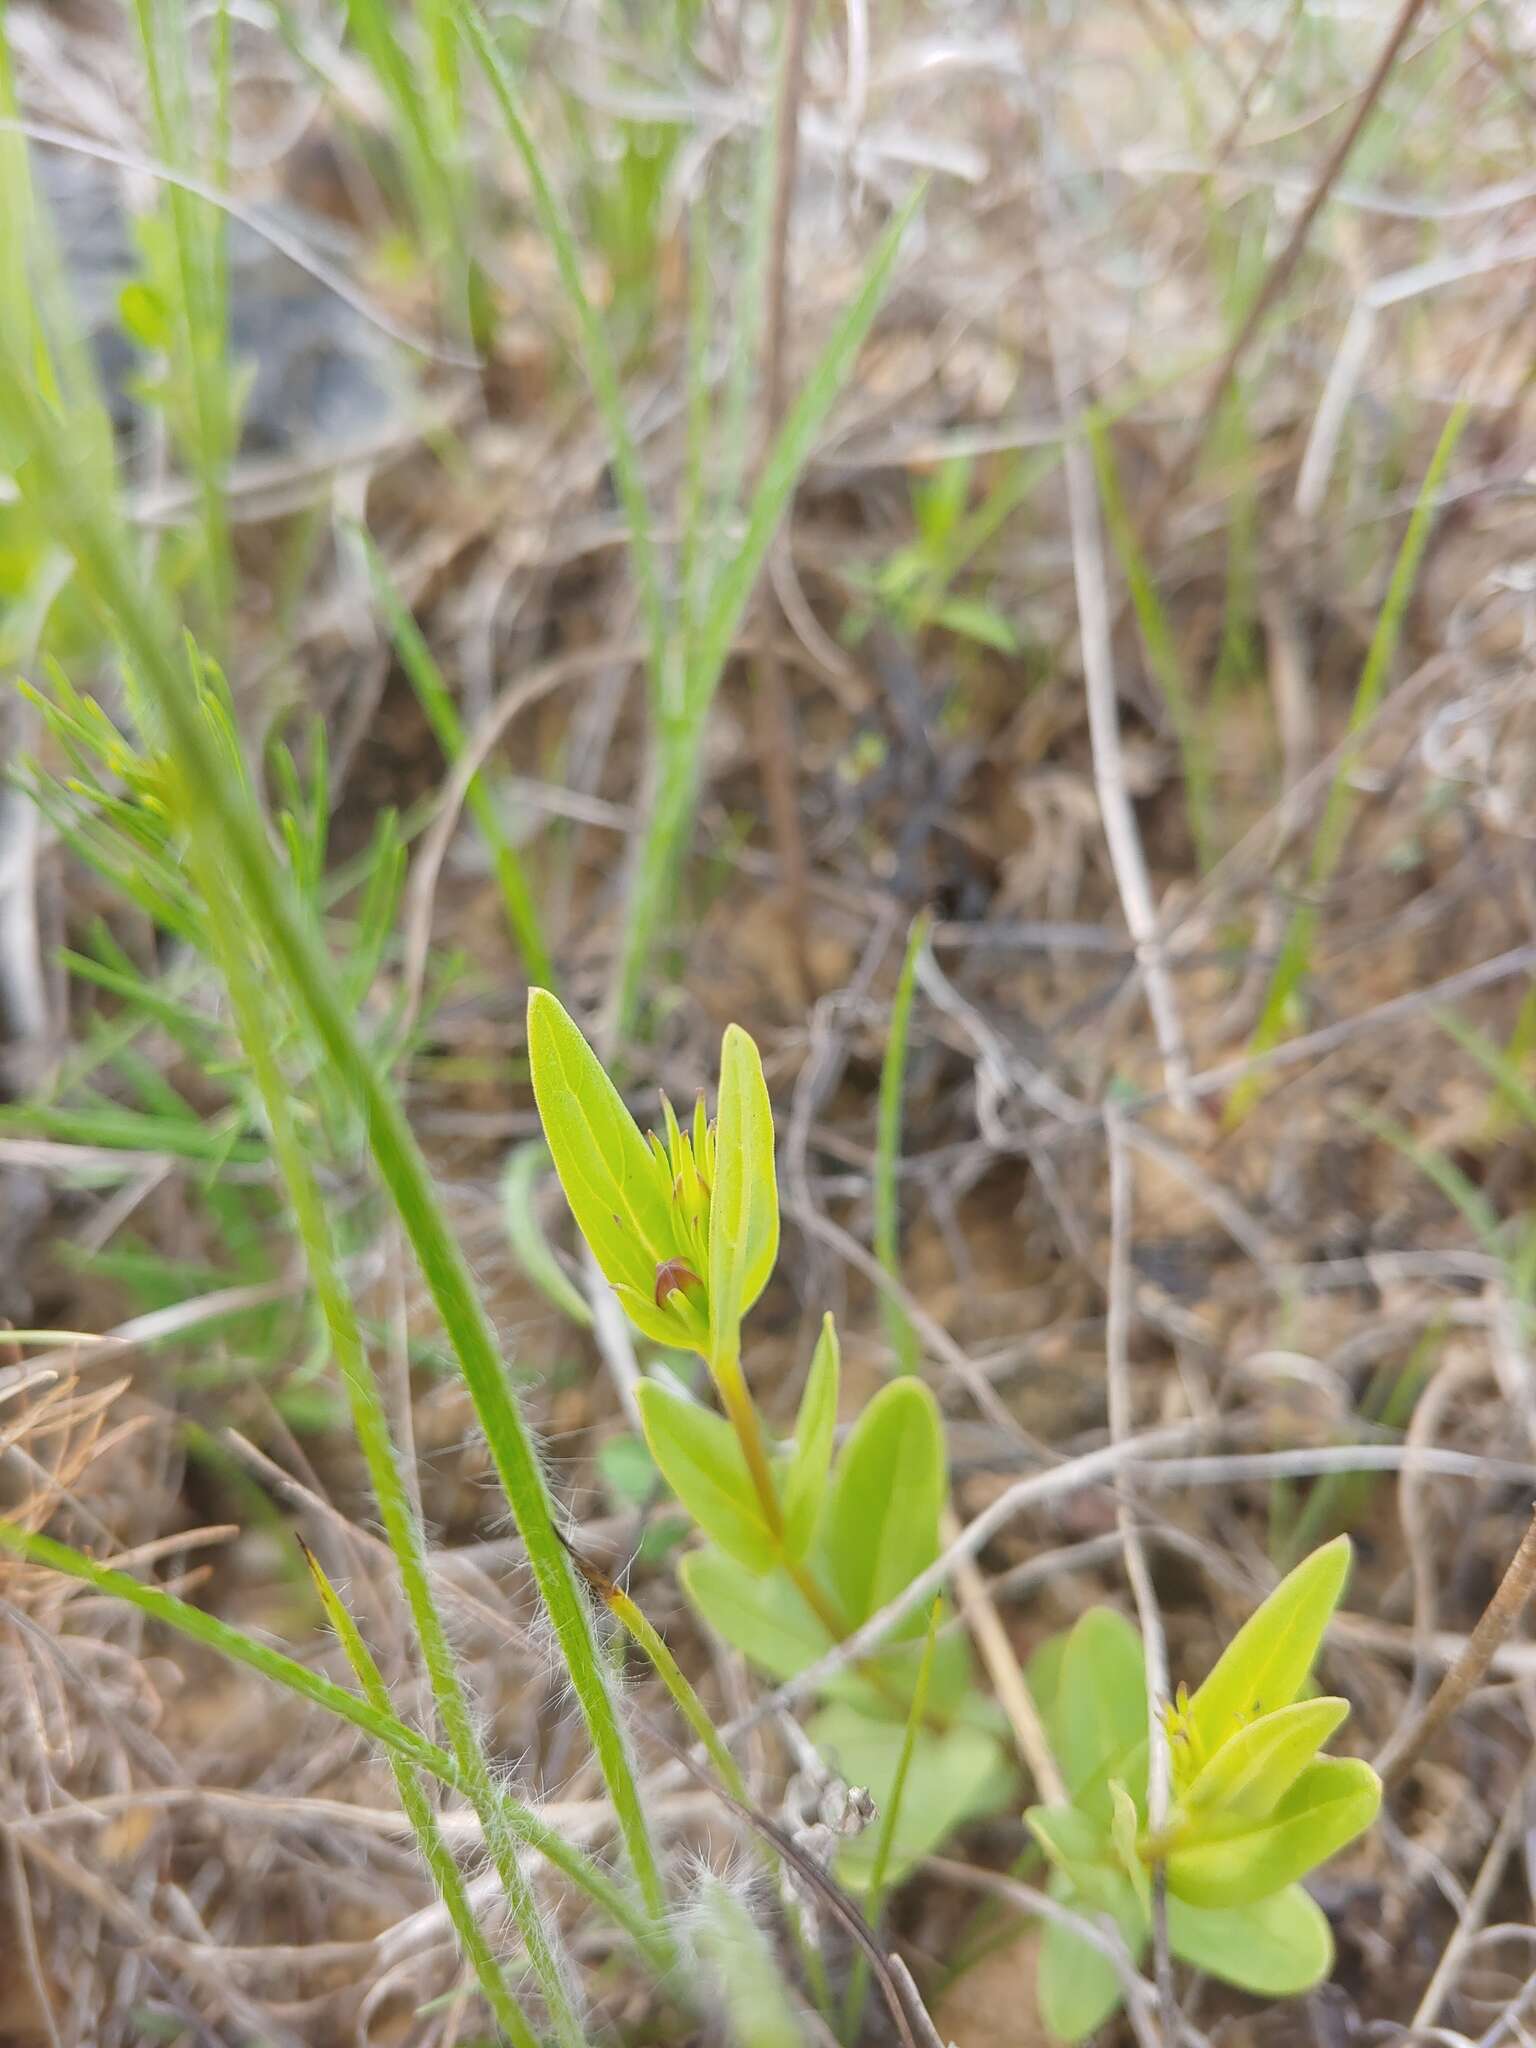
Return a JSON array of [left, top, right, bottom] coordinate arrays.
[[0, 378, 672, 1939], [1231, 394, 1471, 1119], [184, 814, 584, 2044], [0, 1515, 663, 1963], [563, 1539, 748, 1806], [841, 1604, 939, 2040], [455, 0, 668, 693], [874, 910, 930, 1375], [302, 1542, 541, 2048]]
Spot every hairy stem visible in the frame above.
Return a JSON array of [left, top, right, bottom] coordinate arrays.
[[188, 827, 581, 2043]]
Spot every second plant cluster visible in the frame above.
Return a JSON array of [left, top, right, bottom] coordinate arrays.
[[526, 991, 1382, 2041]]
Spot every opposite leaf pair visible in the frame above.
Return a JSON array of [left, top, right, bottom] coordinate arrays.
[[527, 992, 1012, 1888], [673, 1359, 1015, 1891], [527, 988, 776, 1375], [1024, 1536, 1380, 2042]]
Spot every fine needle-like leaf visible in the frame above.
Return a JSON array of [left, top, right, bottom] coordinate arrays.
[[874, 911, 929, 1375], [0, 375, 670, 1928]]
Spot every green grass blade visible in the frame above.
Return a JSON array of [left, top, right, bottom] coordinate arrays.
[[0, 1101, 265, 1163], [702, 51, 778, 598], [684, 187, 921, 720], [1353, 1104, 1503, 1248], [454, 0, 668, 697], [842, 1601, 940, 2036], [0, 1515, 656, 1959], [0, 375, 671, 1936], [183, 803, 587, 2045], [128, 0, 238, 638], [1087, 412, 1216, 869], [679, 197, 714, 649], [501, 1141, 594, 1327], [594, 1570, 749, 1805], [613, 187, 921, 1034], [694, 1883, 809, 2048], [1438, 1007, 1536, 1133], [341, 0, 477, 331], [874, 910, 930, 1375], [301, 1541, 542, 2048], [1231, 397, 1472, 1119]]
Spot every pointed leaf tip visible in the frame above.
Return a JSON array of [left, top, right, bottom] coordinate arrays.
[[707, 1023, 779, 1370], [526, 988, 674, 1310], [1189, 1537, 1351, 1750]]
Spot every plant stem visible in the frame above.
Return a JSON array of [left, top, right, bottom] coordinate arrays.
[[0, 391, 672, 1938], [187, 823, 582, 2045], [715, 1347, 915, 1713], [842, 1604, 939, 2040], [613, 713, 700, 1039], [302, 1541, 540, 2048], [563, 1534, 748, 1804], [0, 1516, 665, 1967], [874, 909, 930, 1374]]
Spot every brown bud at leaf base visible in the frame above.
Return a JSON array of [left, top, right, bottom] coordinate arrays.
[[653, 1257, 703, 1307]]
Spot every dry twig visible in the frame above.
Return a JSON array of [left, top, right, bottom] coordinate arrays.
[[1379, 1506, 1536, 1788]]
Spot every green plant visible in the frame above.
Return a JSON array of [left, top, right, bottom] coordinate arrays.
[[1023, 1535, 1380, 2042], [336, 0, 489, 341], [0, 233, 675, 2004], [1230, 397, 1472, 1120], [122, 0, 240, 642], [456, 4, 919, 1036], [842, 453, 1034, 654], [873, 907, 930, 1374], [527, 989, 1015, 1892]]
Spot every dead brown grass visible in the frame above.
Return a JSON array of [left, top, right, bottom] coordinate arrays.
[[6, 0, 1536, 2042]]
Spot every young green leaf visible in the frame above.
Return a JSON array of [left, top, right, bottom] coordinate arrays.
[[1051, 1607, 1149, 1822], [680, 1545, 834, 1680], [1037, 1918, 1129, 2045], [1188, 1536, 1351, 1751], [822, 1378, 945, 1625], [1110, 1781, 1150, 1912], [809, 1704, 1010, 1891], [1166, 1755, 1381, 1907], [636, 1381, 776, 1572], [1167, 1885, 1333, 1997], [1027, 1803, 1115, 1887], [1036, 1867, 1147, 2045], [1024, 1632, 1068, 1731], [1184, 1696, 1350, 1821], [781, 1312, 839, 1559], [707, 1022, 779, 1370], [526, 989, 675, 1308]]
